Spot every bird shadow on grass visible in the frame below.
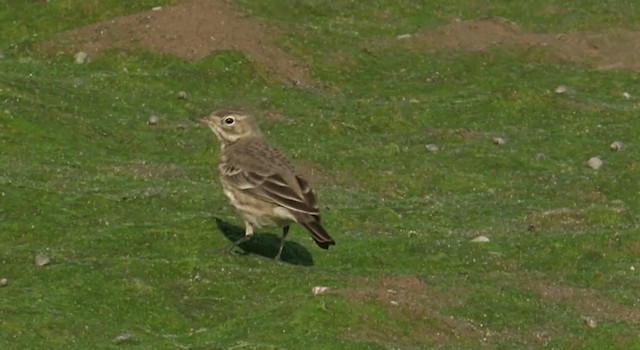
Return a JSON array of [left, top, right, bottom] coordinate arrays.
[[213, 217, 314, 266]]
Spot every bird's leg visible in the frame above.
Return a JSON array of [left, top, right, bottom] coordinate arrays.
[[274, 225, 290, 261], [223, 221, 254, 254]]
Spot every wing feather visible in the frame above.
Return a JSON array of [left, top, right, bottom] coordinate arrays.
[[221, 140, 319, 215]]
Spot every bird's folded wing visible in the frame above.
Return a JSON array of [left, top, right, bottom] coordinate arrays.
[[223, 165, 318, 215]]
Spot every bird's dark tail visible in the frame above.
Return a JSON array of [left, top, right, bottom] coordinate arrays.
[[300, 218, 335, 249]]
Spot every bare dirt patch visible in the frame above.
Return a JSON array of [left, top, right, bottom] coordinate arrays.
[[524, 279, 640, 323], [524, 206, 631, 232], [41, 0, 311, 85], [339, 275, 480, 346], [397, 17, 640, 70]]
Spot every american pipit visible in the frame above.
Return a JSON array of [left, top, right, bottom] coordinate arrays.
[[200, 109, 335, 260]]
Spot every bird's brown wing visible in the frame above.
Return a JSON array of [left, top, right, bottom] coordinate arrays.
[[221, 141, 319, 215]]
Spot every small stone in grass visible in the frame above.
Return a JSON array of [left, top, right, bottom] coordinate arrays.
[[114, 332, 133, 344], [425, 144, 439, 152], [35, 253, 51, 266], [493, 137, 506, 145], [610, 141, 624, 151], [555, 85, 568, 94], [471, 235, 490, 243], [622, 92, 631, 99], [147, 115, 160, 125], [74, 51, 88, 64], [0, 278, 8, 287], [177, 91, 188, 99], [582, 316, 597, 328], [311, 286, 330, 296], [586, 157, 603, 170]]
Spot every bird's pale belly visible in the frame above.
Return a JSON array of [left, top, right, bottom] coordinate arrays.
[[222, 186, 296, 228]]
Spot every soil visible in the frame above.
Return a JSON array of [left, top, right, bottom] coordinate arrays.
[[42, 2, 640, 91], [41, 0, 311, 86], [397, 16, 640, 70], [339, 275, 481, 345]]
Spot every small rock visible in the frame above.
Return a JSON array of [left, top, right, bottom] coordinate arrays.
[[622, 92, 631, 99], [586, 156, 603, 170], [555, 85, 568, 94], [114, 332, 133, 344], [151, 6, 162, 11], [177, 91, 188, 100], [610, 141, 624, 151], [396, 34, 412, 40], [493, 137, 506, 145], [425, 144, 439, 152], [311, 286, 330, 296], [582, 316, 597, 328], [630, 266, 635, 271], [0, 278, 8, 287], [35, 253, 51, 266], [147, 115, 160, 125], [389, 300, 399, 306], [74, 51, 88, 64], [471, 235, 490, 243]]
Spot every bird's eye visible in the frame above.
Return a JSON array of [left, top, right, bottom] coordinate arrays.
[[224, 117, 235, 125]]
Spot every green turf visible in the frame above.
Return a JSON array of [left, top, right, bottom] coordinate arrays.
[[1, 1, 639, 349]]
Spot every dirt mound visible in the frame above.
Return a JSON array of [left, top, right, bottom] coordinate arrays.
[[402, 17, 640, 70], [42, 0, 310, 85], [43, 4, 640, 90]]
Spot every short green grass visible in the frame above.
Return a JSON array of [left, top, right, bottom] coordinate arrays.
[[1, 1, 639, 349]]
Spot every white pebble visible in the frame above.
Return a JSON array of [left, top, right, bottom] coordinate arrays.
[[586, 157, 603, 170], [151, 6, 162, 11], [114, 332, 133, 343], [389, 300, 399, 306], [147, 115, 160, 125], [35, 253, 51, 266], [396, 34, 412, 40], [555, 85, 568, 94], [630, 266, 635, 271], [493, 137, 506, 145], [0, 278, 7, 287], [471, 235, 490, 243], [74, 51, 88, 64], [425, 144, 439, 152], [582, 316, 597, 328], [311, 286, 330, 296], [622, 92, 631, 99], [177, 91, 188, 99], [609, 141, 624, 151]]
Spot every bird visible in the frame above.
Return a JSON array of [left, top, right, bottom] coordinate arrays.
[[200, 109, 335, 260]]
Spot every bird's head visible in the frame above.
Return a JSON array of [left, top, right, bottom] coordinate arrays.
[[200, 109, 262, 146]]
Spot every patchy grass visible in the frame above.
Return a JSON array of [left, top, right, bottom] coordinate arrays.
[[1, 1, 639, 349]]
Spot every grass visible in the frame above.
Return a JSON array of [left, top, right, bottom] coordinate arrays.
[[1, 0, 640, 349]]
